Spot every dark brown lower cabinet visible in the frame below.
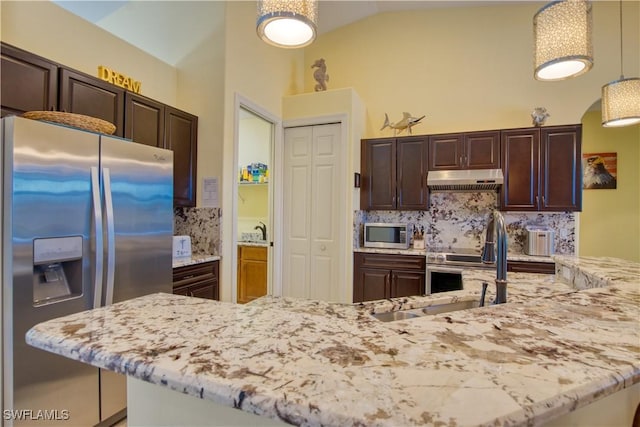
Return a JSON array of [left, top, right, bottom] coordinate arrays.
[[353, 252, 425, 302], [507, 260, 555, 274], [173, 260, 219, 300]]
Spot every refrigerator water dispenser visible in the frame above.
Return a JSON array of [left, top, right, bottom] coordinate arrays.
[[33, 236, 83, 305]]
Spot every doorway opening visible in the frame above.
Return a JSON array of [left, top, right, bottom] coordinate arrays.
[[233, 96, 280, 303]]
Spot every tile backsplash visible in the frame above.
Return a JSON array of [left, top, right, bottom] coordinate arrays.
[[354, 192, 575, 254], [174, 207, 221, 255]]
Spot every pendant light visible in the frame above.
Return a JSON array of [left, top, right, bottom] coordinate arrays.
[[534, 0, 593, 81], [257, 0, 318, 48], [602, 0, 640, 127]]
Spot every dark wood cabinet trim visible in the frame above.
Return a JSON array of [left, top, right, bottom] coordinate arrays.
[[507, 260, 555, 274]]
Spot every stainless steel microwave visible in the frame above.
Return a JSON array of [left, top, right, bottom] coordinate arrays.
[[363, 223, 411, 249]]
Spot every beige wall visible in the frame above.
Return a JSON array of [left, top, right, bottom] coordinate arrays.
[[1, 1, 178, 105], [580, 110, 640, 262], [303, 2, 640, 137], [175, 3, 227, 199], [219, 1, 305, 301]]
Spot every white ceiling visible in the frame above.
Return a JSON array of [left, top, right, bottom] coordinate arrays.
[[53, 0, 521, 66]]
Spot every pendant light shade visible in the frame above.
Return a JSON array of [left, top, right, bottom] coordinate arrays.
[[601, 1, 640, 127], [534, 0, 593, 81], [602, 78, 640, 127], [257, 0, 318, 48]]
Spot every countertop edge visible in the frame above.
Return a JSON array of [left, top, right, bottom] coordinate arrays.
[[172, 254, 220, 268]]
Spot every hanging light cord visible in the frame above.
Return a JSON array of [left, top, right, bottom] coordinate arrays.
[[618, 0, 624, 79]]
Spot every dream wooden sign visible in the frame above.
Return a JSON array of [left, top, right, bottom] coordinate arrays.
[[98, 65, 141, 93]]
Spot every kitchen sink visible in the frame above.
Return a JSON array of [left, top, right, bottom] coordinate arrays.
[[418, 300, 480, 315], [371, 299, 481, 322], [371, 311, 422, 322]]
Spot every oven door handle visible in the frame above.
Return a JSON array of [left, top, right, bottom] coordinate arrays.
[[427, 266, 464, 274]]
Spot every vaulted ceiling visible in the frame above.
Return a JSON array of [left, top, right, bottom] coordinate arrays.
[[52, 1, 515, 66]]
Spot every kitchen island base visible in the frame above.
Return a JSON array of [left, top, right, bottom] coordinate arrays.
[[127, 377, 640, 427], [127, 377, 287, 426]]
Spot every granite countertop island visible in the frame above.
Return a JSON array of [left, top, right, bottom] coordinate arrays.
[[26, 256, 640, 426]]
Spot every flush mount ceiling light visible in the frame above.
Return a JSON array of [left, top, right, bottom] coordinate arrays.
[[534, 0, 593, 81], [602, 0, 640, 127], [257, 0, 318, 48]]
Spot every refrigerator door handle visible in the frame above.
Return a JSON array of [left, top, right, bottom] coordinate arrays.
[[91, 167, 104, 309], [103, 167, 116, 306]]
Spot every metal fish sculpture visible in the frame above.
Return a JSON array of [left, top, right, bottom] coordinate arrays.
[[381, 112, 425, 135]]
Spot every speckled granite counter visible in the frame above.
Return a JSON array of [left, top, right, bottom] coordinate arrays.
[[238, 241, 269, 248], [353, 246, 554, 263], [26, 256, 639, 426], [172, 254, 220, 268]]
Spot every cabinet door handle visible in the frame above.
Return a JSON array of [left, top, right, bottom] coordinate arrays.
[[542, 196, 546, 206], [183, 275, 194, 280], [536, 195, 539, 206]]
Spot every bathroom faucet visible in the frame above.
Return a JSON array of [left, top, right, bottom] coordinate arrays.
[[481, 210, 508, 304], [254, 221, 267, 241]]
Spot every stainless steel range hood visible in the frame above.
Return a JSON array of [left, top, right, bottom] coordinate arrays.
[[427, 169, 504, 192]]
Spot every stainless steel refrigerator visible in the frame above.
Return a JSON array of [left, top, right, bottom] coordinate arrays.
[[1, 116, 174, 426]]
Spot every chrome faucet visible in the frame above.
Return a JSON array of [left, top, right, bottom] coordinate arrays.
[[481, 210, 508, 304], [254, 221, 267, 241]]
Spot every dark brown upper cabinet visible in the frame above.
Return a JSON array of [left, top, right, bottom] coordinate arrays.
[[428, 130, 500, 170], [124, 92, 165, 148], [126, 95, 199, 207], [1, 43, 58, 117], [360, 136, 429, 210], [1, 42, 199, 208], [501, 125, 581, 212], [165, 106, 198, 208], [59, 68, 125, 137]]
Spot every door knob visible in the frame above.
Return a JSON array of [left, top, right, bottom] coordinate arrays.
[[320, 244, 326, 251]]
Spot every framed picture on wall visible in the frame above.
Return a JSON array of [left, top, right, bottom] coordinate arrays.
[[582, 152, 617, 189]]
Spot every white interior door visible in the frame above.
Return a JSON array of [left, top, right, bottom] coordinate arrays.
[[283, 123, 342, 301]]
